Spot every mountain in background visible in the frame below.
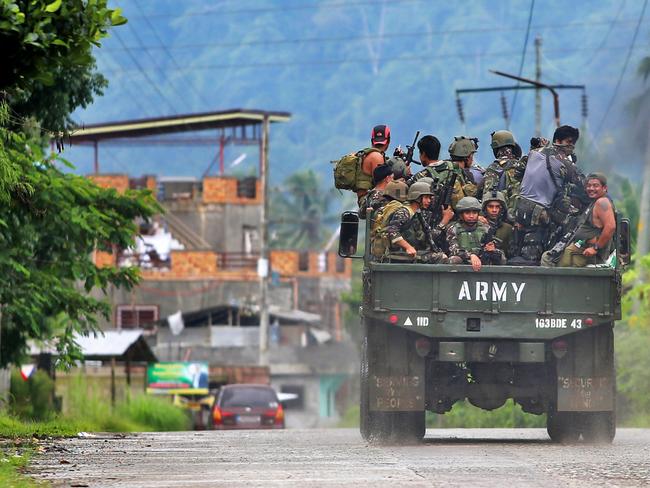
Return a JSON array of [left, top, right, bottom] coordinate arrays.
[[68, 0, 649, 193]]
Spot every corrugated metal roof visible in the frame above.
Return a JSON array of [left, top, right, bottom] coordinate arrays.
[[68, 109, 291, 142], [75, 330, 144, 357]]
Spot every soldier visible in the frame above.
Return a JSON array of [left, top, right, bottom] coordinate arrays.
[[511, 125, 583, 264], [481, 190, 514, 258], [557, 173, 616, 267], [379, 181, 448, 263], [483, 130, 525, 212], [448, 136, 480, 198], [356, 124, 390, 204], [407, 135, 465, 208], [359, 163, 393, 219], [447, 197, 506, 271]]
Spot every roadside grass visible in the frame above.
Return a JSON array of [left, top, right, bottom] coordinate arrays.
[[0, 448, 40, 487]]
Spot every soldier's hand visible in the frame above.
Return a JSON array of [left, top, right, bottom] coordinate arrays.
[[484, 241, 496, 252], [441, 206, 455, 225], [583, 247, 597, 258], [478, 215, 489, 225], [405, 244, 417, 258], [470, 253, 482, 272]]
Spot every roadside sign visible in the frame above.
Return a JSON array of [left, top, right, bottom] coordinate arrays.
[[146, 362, 209, 395]]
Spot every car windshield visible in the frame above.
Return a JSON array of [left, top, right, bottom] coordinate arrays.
[[221, 387, 278, 408]]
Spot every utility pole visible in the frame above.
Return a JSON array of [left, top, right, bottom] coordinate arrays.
[[535, 36, 542, 136], [258, 115, 270, 367]]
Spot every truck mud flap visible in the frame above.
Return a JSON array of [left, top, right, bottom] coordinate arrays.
[[555, 324, 615, 412], [367, 321, 425, 412]]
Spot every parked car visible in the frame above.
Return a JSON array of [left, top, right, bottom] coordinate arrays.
[[212, 384, 285, 430]]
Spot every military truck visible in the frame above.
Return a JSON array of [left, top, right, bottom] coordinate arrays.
[[338, 212, 630, 443]]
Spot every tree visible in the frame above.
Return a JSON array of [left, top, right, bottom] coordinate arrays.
[[631, 55, 650, 274], [0, 1, 157, 366], [269, 170, 340, 249]]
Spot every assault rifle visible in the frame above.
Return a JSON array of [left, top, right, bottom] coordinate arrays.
[[394, 131, 422, 166], [416, 210, 442, 254], [429, 173, 457, 227], [545, 203, 592, 264], [479, 219, 504, 265]]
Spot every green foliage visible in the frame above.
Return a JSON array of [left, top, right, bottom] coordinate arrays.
[[0, 447, 37, 488], [1, 0, 125, 131], [427, 400, 545, 428], [9, 370, 55, 421], [116, 394, 189, 432], [270, 169, 340, 249], [609, 175, 640, 251]]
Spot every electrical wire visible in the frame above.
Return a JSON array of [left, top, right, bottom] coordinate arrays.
[[133, 0, 212, 108], [584, 0, 627, 66], [103, 19, 648, 52], [112, 30, 181, 115], [509, 0, 535, 126], [595, 0, 648, 136]]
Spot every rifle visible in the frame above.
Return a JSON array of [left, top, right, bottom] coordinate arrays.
[[403, 131, 420, 166], [544, 203, 593, 264], [416, 210, 441, 254]]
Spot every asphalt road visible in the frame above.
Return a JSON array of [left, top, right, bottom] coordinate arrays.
[[29, 428, 650, 487]]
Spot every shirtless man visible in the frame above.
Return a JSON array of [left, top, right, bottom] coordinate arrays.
[[557, 173, 616, 267]]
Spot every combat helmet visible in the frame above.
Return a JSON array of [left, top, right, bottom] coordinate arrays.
[[386, 156, 408, 180], [384, 180, 408, 202], [407, 181, 434, 202], [490, 130, 516, 150], [455, 196, 482, 212], [449, 136, 478, 158], [482, 190, 507, 209]]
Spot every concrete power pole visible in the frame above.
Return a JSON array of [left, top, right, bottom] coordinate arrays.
[[258, 115, 270, 366], [535, 36, 542, 137]]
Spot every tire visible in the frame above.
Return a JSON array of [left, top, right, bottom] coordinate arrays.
[[547, 408, 579, 444], [579, 411, 615, 444], [394, 411, 426, 444]]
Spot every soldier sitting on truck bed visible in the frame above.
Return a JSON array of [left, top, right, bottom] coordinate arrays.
[[374, 181, 449, 263], [556, 173, 616, 267], [483, 130, 526, 214], [447, 196, 506, 272], [358, 163, 393, 220], [481, 190, 514, 258], [448, 136, 480, 199]]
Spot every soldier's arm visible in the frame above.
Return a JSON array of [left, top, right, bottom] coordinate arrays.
[[386, 208, 410, 244]]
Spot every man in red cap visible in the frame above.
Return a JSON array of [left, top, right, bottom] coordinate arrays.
[[357, 124, 391, 202]]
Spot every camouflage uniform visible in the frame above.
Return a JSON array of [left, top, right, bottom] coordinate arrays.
[[446, 221, 506, 265], [358, 188, 385, 220], [384, 207, 448, 263], [483, 147, 526, 214], [407, 162, 466, 209]]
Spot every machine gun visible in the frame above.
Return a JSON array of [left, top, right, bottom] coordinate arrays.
[[394, 131, 421, 166]]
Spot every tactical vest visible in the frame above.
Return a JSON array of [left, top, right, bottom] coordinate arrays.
[[400, 212, 426, 249], [370, 200, 414, 257], [453, 222, 487, 255]]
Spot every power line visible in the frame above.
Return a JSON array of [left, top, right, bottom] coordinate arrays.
[[133, 0, 211, 108], [595, 0, 648, 136], [112, 30, 181, 115], [130, 0, 425, 20], [584, 0, 627, 66], [99, 43, 650, 76], [102, 19, 649, 52], [509, 0, 535, 125]]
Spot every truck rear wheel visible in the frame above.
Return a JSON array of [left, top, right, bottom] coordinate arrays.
[[360, 334, 426, 444], [546, 408, 579, 443], [579, 411, 615, 444]]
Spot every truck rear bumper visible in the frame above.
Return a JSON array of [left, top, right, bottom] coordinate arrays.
[[438, 341, 545, 362]]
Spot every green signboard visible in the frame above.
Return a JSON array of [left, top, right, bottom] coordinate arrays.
[[146, 362, 209, 395]]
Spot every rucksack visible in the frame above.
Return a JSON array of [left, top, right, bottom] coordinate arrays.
[[332, 147, 381, 192], [370, 200, 414, 258]]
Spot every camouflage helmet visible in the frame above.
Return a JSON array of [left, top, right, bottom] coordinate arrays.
[[384, 180, 408, 202], [490, 130, 516, 150], [482, 190, 507, 209], [407, 181, 434, 202], [386, 156, 408, 180], [455, 196, 482, 212], [449, 136, 478, 158]]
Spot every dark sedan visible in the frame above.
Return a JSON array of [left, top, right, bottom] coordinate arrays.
[[212, 384, 285, 430]]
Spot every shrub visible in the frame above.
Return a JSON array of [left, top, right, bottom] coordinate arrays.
[[9, 370, 55, 421]]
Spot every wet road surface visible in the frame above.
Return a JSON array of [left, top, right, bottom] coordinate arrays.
[[29, 428, 650, 487]]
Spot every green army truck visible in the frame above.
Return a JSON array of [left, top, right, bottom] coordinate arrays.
[[338, 212, 631, 444]]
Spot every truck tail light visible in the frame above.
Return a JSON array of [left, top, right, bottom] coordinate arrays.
[[415, 338, 431, 357], [584, 317, 594, 326], [551, 339, 568, 359], [389, 314, 399, 325]]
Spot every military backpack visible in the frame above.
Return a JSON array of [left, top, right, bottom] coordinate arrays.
[[332, 147, 382, 192], [370, 200, 414, 258]]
